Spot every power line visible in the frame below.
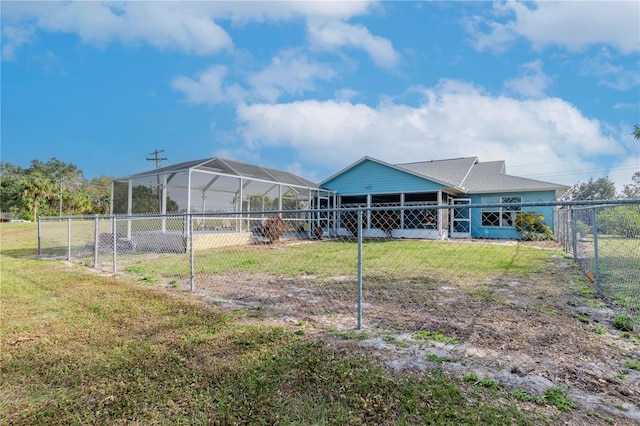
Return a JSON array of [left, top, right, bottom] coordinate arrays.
[[522, 164, 638, 180], [146, 149, 168, 169]]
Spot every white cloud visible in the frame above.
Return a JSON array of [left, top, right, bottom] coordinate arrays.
[[613, 103, 639, 110], [335, 88, 359, 102], [465, 14, 516, 54], [172, 65, 245, 105], [247, 50, 336, 103], [1, 25, 34, 61], [173, 50, 336, 104], [235, 79, 623, 186], [609, 156, 640, 192], [307, 20, 400, 69], [121, 2, 233, 54], [220, 1, 377, 24], [581, 50, 640, 91], [2, 1, 383, 60], [503, 60, 553, 98], [1, 2, 233, 56], [469, 1, 640, 54]]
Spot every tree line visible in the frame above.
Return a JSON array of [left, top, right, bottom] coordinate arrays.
[[1, 158, 111, 221], [1, 153, 639, 223]]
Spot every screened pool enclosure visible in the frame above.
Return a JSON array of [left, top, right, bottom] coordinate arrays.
[[110, 158, 335, 249]]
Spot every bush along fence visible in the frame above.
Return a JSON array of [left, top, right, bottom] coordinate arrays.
[[38, 200, 639, 329]]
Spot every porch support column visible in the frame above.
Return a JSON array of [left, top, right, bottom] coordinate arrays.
[[333, 192, 338, 235], [308, 188, 314, 238], [437, 191, 443, 237], [238, 177, 243, 232], [400, 193, 405, 229], [366, 194, 371, 230]]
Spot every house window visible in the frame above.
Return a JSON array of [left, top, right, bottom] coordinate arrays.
[[481, 196, 521, 227]]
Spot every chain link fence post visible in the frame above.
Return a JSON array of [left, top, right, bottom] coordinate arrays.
[[357, 209, 363, 330], [37, 217, 42, 256], [67, 217, 71, 261], [93, 216, 99, 268], [189, 213, 194, 292], [112, 216, 117, 273], [571, 207, 578, 262], [592, 207, 601, 296]]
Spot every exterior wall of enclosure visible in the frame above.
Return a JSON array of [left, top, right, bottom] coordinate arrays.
[[112, 165, 330, 238]]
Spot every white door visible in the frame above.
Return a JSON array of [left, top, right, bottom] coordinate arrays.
[[450, 199, 471, 239]]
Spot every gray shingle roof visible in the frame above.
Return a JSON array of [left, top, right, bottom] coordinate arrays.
[[396, 157, 566, 193], [462, 162, 566, 193], [396, 157, 478, 188], [116, 157, 319, 189]]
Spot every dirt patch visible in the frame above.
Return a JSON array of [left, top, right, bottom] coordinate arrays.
[[82, 240, 639, 425]]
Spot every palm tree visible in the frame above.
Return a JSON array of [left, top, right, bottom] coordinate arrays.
[[633, 124, 640, 140], [21, 173, 56, 222]]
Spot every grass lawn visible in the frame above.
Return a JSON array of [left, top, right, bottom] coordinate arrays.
[[1, 223, 555, 425], [596, 235, 640, 312], [109, 237, 559, 286]]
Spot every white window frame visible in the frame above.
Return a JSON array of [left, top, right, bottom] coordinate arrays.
[[481, 196, 521, 227]]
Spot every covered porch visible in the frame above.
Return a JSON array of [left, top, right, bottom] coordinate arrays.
[[329, 191, 471, 240]]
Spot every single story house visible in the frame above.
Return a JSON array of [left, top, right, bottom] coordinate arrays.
[[319, 156, 568, 240]]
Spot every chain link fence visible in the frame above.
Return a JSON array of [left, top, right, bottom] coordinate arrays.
[[39, 200, 639, 327], [556, 202, 640, 314], [35, 200, 640, 416]]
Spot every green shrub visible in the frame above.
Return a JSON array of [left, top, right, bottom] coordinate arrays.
[[515, 211, 555, 241], [597, 206, 640, 237]]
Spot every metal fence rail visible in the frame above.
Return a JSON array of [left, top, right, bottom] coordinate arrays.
[[39, 200, 639, 330]]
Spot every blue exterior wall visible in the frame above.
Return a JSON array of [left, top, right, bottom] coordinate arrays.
[[321, 159, 560, 240], [322, 160, 445, 195], [468, 190, 558, 239]]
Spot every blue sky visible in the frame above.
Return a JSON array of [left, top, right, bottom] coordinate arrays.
[[2, 1, 639, 190]]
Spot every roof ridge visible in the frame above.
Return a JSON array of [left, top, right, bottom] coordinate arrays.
[[457, 156, 478, 189], [395, 156, 477, 166]]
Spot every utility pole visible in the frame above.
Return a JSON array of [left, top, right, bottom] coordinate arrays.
[[146, 149, 168, 169], [146, 150, 168, 212]]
